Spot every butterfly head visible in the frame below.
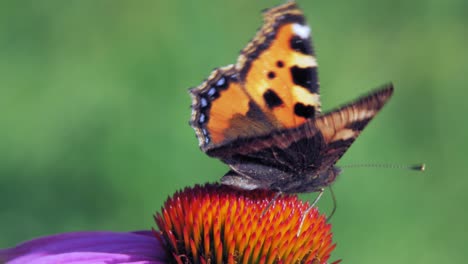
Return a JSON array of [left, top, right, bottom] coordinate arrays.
[[303, 165, 342, 193], [317, 166, 342, 187], [269, 166, 342, 194]]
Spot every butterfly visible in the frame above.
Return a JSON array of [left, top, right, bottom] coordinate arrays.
[[189, 2, 393, 195]]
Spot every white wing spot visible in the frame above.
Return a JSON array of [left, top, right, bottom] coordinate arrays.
[[332, 129, 356, 141], [292, 24, 311, 39], [292, 53, 318, 68], [293, 86, 320, 106]]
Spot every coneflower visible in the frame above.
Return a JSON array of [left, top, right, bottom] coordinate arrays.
[[1, 183, 337, 264]]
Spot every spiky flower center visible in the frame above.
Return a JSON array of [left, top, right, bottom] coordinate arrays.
[[155, 183, 335, 264]]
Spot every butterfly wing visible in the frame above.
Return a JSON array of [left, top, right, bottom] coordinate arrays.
[[190, 65, 277, 149], [237, 3, 321, 128], [314, 84, 394, 171], [190, 3, 320, 152], [217, 84, 394, 193]]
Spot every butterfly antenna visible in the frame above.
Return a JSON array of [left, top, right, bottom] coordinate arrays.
[[297, 188, 324, 237], [323, 163, 424, 223], [339, 163, 426, 171]]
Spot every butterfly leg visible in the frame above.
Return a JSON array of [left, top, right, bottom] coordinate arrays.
[[297, 188, 324, 237], [326, 186, 337, 222], [261, 191, 283, 216]]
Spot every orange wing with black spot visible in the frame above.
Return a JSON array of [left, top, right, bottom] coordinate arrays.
[[190, 3, 319, 151], [190, 65, 277, 150], [237, 3, 320, 128]]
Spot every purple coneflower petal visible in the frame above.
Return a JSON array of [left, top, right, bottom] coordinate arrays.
[[0, 231, 167, 264]]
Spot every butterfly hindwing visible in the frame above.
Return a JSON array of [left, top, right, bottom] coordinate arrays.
[[190, 65, 276, 150]]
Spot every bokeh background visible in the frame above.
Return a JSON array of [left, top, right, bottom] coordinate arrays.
[[1, 0, 466, 263]]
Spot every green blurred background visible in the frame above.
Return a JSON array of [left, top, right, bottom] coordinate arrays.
[[0, 0, 466, 263]]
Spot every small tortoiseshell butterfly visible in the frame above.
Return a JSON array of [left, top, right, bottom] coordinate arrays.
[[189, 2, 393, 194]]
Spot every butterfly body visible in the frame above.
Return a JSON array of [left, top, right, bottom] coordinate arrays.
[[190, 3, 393, 194]]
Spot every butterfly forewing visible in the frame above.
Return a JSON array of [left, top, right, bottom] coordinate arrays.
[[238, 3, 321, 129], [314, 84, 394, 170], [190, 3, 321, 151]]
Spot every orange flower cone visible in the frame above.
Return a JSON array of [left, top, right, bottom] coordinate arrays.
[[155, 183, 336, 264]]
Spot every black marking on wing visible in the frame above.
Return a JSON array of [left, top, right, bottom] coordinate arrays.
[[290, 66, 318, 93], [238, 14, 306, 79], [346, 118, 372, 131], [263, 89, 284, 109], [294, 103, 315, 118], [326, 138, 354, 152], [267, 71, 276, 79], [290, 35, 313, 55]]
